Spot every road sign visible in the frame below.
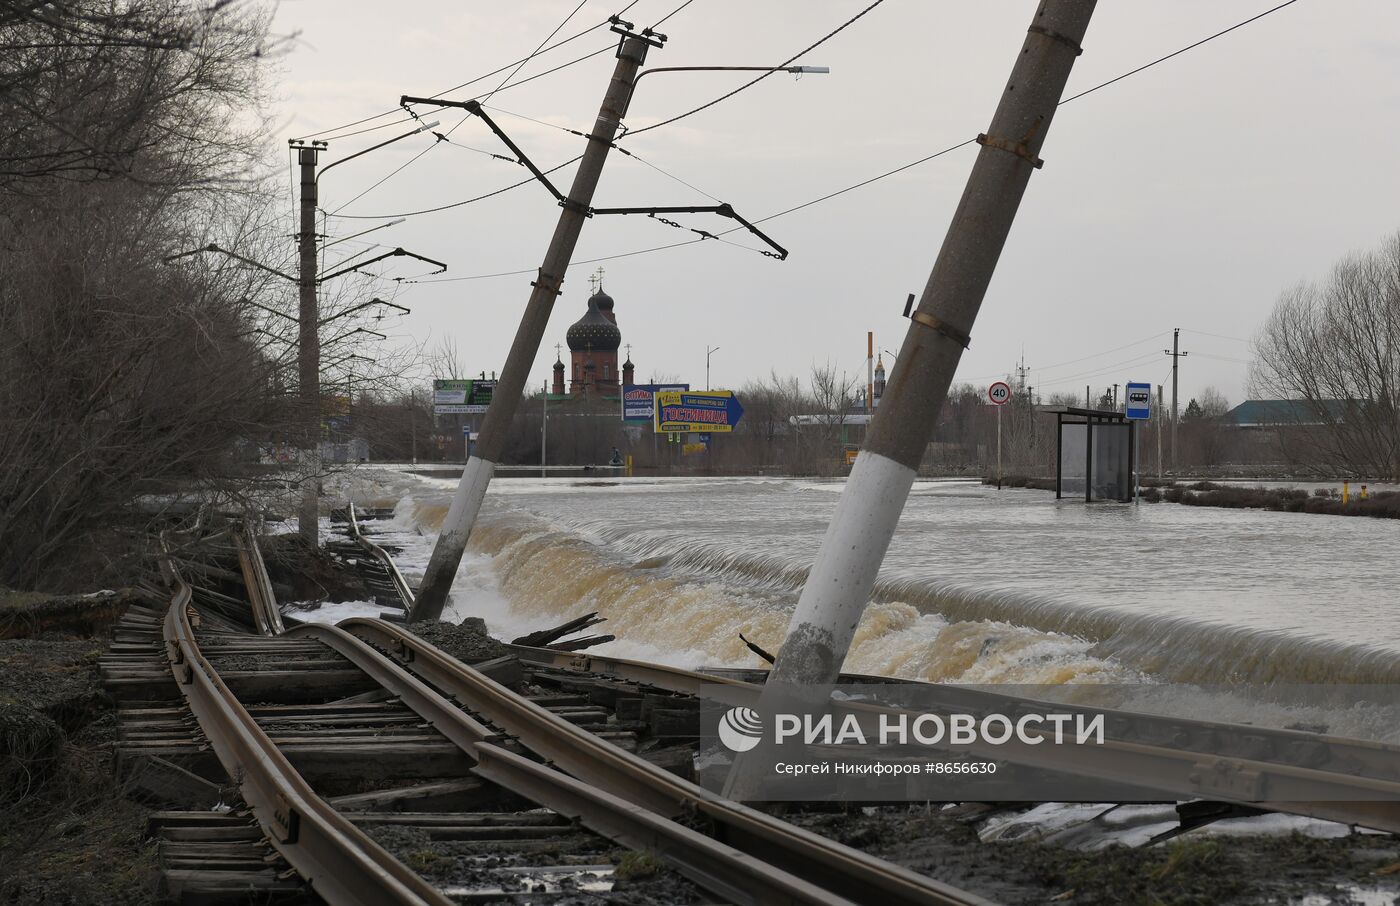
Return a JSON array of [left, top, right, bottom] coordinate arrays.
[[622, 383, 689, 422], [654, 390, 745, 433], [1125, 381, 1151, 420], [988, 381, 1012, 406]]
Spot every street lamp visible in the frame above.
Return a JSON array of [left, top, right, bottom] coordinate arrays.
[[324, 326, 387, 347], [315, 122, 438, 185], [628, 65, 829, 109], [318, 297, 410, 327], [706, 345, 721, 390]]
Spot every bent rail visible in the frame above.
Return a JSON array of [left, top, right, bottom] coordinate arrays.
[[507, 645, 1400, 835], [160, 552, 450, 906], [287, 621, 879, 906], [339, 617, 994, 906], [234, 517, 284, 636], [346, 502, 417, 609]]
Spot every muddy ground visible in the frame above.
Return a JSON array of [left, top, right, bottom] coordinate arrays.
[[790, 806, 1400, 905], [0, 590, 160, 904], [5, 587, 1400, 905]]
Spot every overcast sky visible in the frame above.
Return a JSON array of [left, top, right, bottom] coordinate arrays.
[[268, 0, 1400, 409]]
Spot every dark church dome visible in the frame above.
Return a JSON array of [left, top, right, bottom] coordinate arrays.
[[592, 289, 616, 324], [566, 297, 621, 352]]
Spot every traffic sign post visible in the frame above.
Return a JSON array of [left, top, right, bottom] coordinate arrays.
[[1124, 381, 1151, 503], [989, 381, 1011, 489]]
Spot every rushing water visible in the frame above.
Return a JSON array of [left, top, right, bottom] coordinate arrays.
[[329, 471, 1400, 690]]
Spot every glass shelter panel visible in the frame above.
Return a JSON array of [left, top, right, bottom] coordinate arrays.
[[1092, 423, 1132, 501], [1059, 423, 1086, 496]]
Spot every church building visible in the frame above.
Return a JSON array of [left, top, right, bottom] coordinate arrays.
[[550, 270, 634, 400]]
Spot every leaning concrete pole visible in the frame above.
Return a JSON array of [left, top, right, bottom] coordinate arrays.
[[727, 0, 1096, 797], [412, 36, 651, 621]]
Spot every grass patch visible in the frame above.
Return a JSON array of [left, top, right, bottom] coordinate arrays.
[[615, 850, 666, 880]]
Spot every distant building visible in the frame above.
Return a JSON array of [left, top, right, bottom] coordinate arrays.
[[1224, 399, 1349, 428], [550, 270, 634, 401]]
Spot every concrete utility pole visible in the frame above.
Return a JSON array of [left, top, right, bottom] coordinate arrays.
[[866, 331, 874, 415], [727, 0, 1097, 799], [413, 34, 655, 621], [1165, 327, 1189, 469], [296, 144, 322, 548], [1156, 384, 1164, 480]]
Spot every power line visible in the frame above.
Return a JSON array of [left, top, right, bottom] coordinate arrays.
[[483, 102, 725, 202], [330, 155, 584, 220], [329, 128, 448, 215], [1032, 351, 1166, 392], [291, 11, 623, 142], [1183, 326, 1250, 344], [622, 0, 887, 139], [314, 44, 616, 144], [329, 2, 615, 216], [1058, 0, 1300, 106], [650, 0, 698, 29], [1192, 351, 1253, 366], [481, 0, 589, 108], [367, 0, 1304, 272], [958, 331, 1170, 382]]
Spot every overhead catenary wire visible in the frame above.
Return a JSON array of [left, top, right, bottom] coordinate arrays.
[[289, 3, 640, 142], [482, 102, 725, 202], [480, 0, 589, 107], [329, 0, 601, 217], [329, 0, 640, 217], [387, 0, 1305, 280], [311, 44, 616, 144], [332, 155, 585, 221], [649, 0, 698, 30]]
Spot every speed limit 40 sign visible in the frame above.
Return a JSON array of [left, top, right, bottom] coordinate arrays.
[[988, 381, 1012, 406]]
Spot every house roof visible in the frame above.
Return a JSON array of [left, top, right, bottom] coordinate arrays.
[[1224, 399, 1350, 427]]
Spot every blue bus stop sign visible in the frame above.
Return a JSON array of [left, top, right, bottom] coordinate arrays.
[[1125, 382, 1151, 420]]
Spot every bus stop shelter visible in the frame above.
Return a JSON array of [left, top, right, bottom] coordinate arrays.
[[1048, 408, 1135, 502]]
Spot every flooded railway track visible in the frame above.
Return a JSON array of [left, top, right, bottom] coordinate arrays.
[[97, 515, 992, 905], [336, 504, 1400, 840]]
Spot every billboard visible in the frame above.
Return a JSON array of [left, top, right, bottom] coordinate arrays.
[[622, 383, 689, 422], [433, 379, 496, 414], [654, 390, 745, 434]]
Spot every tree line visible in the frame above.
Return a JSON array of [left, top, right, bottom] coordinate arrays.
[[0, 1, 402, 590]]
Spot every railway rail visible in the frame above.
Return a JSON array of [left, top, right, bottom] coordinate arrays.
[[508, 645, 1400, 836], [99, 514, 995, 905]]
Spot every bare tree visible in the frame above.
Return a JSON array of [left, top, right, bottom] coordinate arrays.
[[1252, 231, 1400, 479], [0, 1, 290, 589], [1180, 386, 1232, 467]]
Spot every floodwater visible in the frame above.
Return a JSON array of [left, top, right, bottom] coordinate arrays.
[[322, 470, 1400, 692]]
